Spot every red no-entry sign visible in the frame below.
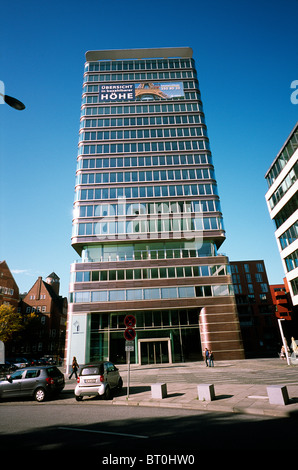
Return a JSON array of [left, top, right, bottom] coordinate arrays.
[[124, 315, 136, 328], [124, 327, 136, 341]]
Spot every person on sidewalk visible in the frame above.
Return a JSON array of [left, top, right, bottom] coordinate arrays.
[[208, 351, 214, 367], [204, 348, 209, 367], [69, 356, 79, 379]]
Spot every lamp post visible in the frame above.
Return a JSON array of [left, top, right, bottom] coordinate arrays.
[[278, 318, 291, 365], [0, 93, 25, 110]]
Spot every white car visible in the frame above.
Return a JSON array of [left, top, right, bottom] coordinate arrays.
[[74, 362, 123, 401]]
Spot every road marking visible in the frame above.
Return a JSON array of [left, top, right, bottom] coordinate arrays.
[[58, 426, 149, 439]]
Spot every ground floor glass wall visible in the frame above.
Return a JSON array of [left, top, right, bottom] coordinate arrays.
[[89, 309, 202, 365]]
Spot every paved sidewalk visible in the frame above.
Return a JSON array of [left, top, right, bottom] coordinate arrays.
[[65, 358, 298, 418], [111, 382, 298, 418]]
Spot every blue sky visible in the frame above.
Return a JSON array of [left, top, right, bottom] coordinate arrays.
[[0, 0, 297, 297]]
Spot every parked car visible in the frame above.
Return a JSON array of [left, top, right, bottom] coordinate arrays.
[[0, 361, 17, 376], [7, 357, 30, 369], [74, 362, 123, 401], [0, 366, 65, 402]]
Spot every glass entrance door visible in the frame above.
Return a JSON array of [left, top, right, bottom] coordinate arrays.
[[140, 340, 169, 365]]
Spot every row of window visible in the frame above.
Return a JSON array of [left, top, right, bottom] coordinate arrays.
[[79, 127, 207, 142], [74, 216, 224, 237], [273, 191, 298, 229], [75, 183, 218, 201], [232, 273, 264, 283], [234, 283, 269, 294], [83, 80, 197, 94], [91, 309, 199, 331], [285, 249, 298, 272], [0, 286, 14, 295], [266, 127, 298, 188], [291, 277, 298, 296], [26, 306, 47, 313], [279, 221, 298, 250], [78, 154, 213, 170], [71, 264, 228, 283], [80, 114, 205, 129], [230, 263, 264, 273], [268, 162, 298, 210], [75, 200, 221, 219], [81, 101, 202, 116], [69, 284, 233, 304], [86, 58, 194, 72], [79, 139, 210, 156], [233, 284, 269, 301], [79, 242, 217, 263], [83, 91, 200, 105], [76, 168, 215, 186], [84, 71, 196, 83]]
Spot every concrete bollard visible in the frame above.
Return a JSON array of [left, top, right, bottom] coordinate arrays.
[[197, 383, 215, 401], [151, 383, 167, 399], [267, 385, 289, 405]]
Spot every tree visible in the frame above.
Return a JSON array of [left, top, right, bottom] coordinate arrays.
[[0, 304, 24, 343]]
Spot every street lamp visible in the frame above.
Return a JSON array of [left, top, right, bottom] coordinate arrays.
[[278, 318, 291, 365], [0, 92, 25, 110]]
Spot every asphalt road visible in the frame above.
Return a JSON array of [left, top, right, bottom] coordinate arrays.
[[1, 399, 298, 459]]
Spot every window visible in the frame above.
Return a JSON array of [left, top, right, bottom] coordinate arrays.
[[109, 290, 125, 301], [25, 369, 40, 379]]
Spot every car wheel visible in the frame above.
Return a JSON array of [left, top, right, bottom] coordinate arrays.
[[34, 388, 46, 402], [103, 385, 112, 400], [75, 396, 83, 401]]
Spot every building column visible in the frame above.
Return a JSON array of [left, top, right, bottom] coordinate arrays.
[[199, 305, 245, 360]]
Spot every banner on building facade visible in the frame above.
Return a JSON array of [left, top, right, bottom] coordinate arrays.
[[98, 82, 184, 102]]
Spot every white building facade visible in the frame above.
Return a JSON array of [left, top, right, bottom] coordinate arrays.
[[265, 122, 298, 305]]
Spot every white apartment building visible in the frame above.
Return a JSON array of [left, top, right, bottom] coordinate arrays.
[[265, 122, 298, 305]]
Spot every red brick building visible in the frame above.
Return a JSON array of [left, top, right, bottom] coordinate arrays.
[[0, 260, 19, 310], [19, 273, 67, 359], [230, 260, 279, 357], [270, 278, 298, 344]]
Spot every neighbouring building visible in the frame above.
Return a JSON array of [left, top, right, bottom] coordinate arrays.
[[18, 273, 67, 359], [230, 260, 279, 357], [270, 279, 298, 342], [66, 47, 244, 370], [265, 122, 298, 305], [0, 260, 19, 310]]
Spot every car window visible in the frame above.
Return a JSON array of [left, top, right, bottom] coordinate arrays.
[[10, 370, 25, 380], [25, 369, 40, 379], [46, 367, 61, 377], [81, 365, 104, 376]]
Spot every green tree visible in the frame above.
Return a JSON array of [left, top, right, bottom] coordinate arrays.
[[0, 304, 24, 343]]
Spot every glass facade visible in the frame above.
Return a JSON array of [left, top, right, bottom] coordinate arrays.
[[66, 48, 244, 369]]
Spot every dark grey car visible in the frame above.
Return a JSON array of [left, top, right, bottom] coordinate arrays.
[[0, 366, 65, 402]]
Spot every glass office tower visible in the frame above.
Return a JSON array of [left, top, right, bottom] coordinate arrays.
[[65, 47, 244, 369]]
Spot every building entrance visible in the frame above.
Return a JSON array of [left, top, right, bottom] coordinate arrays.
[[138, 338, 172, 365]]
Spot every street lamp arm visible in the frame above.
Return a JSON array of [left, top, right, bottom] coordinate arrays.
[[0, 92, 25, 110]]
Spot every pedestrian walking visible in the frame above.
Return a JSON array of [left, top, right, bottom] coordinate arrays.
[[280, 346, 286, 360], [208, 351, 214, 367], [204, 348, 209, 367], [69, 356, 79, 379]]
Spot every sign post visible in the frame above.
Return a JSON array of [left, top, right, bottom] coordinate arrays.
[[124, 315, 136, 398]]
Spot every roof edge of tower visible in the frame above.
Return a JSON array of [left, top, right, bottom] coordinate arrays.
[[85, 47, 193, 62]]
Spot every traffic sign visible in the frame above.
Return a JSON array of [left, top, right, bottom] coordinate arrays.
[[124, 327, 136, 341], [124, 314, 136, 328], [125, 341, 134, 352]]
